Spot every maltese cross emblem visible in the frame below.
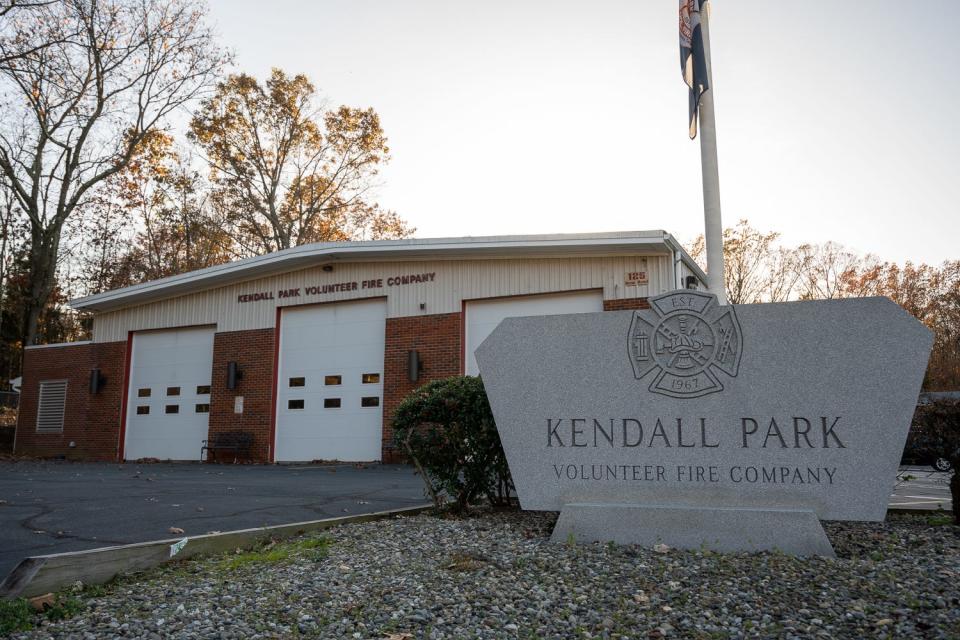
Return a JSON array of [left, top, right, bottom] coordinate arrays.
[[627, 290, 742, 398]]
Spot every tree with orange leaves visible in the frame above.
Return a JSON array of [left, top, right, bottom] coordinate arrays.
[[188, 69, 412, 255]]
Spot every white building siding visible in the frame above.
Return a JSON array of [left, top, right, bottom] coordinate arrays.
[[92, 256, 670, 343]]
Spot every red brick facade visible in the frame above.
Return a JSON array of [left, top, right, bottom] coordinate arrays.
[[16, 297, 649, 462], [382, 312, 463, 462], [208, 328, 276, 462], [603, 297, 651, 311], [16, 341, 126, 460]]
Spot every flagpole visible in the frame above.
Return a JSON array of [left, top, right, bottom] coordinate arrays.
[[696, 2, 727, 304]]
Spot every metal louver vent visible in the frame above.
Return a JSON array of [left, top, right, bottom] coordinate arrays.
[[36, 380, 68, 433]]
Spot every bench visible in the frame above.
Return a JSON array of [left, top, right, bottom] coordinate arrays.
[[201, 431, 254, 463]]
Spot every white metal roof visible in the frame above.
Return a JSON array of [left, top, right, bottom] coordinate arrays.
[[70, 230, 706, 313]]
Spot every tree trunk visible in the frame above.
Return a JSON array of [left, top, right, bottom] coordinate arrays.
[[21, 224, 61, 350]]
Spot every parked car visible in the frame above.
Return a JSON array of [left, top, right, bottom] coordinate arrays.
[[901, 424, 956, 472]]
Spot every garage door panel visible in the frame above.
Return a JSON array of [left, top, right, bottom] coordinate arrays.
[[276, 299, 385, 462], [465, 291, 603, 376], [125, 326, 214, 461], [275, 435, 380, 462]]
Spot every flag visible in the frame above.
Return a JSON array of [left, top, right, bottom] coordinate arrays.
[[680, 0, 709, 139]]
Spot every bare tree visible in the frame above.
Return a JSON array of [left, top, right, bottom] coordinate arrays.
[[688, 219, 802, 304], [0, 183, 23, 378], [764, 245, 809, 302], [0, 2, 76, 66], [0, 0, 228, 347], [798, 242, 871, 300]]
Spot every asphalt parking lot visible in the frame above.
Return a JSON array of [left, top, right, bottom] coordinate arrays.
[[892, 465, 954, 511], [0, 462, 953, 583], [0, 461, 427, 579]]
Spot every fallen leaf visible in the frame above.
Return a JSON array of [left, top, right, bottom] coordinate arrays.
[[168, 527, 185, 534], [653, 543, 670, 553], [29, 593, 55, 612], [384, 634, 413, 640]]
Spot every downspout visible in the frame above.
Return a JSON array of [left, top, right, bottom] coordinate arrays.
[[663, 233, 683, 290]]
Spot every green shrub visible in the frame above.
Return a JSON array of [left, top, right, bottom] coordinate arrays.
[[392, 376, 513, 512]]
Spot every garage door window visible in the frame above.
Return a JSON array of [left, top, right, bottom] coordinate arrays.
[[136, 406, 150, 415], [362, 373, 380, 384], [361, 396, 379, 407], [289, 377, 305, 387], [195, 404, 210, 413], [196, 385, 210, 395], [324, 375, 341, 385], [288, 399, 304, 410], [165, 405, 179, 414], [137, 388, 151, 398], [167, 386, 180, 396], [324, 398, 341, 408]]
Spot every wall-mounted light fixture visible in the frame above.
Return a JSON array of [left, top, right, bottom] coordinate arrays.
[[322, 264, 334, 272], [227, 361, 244, 390], [89, 368, 106, 394], [685, 275, 698, 290], [408, 350, 423, 383]]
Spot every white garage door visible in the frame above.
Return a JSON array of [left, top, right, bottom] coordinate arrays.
[[465, 290, 604, 375], [275, 298, 386, 462], [124, 326, 215, 461]]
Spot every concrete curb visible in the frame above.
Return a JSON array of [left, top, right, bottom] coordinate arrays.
[[0, 503, 432, 600], [887, 507, 953, 516]]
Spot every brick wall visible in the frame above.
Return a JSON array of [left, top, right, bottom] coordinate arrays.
[[603, 297, 651, 311], [16, 297, 650, 462], [209, 328, 276, 462], [16, 341, 126, 460], [382, 312, 462, 462]]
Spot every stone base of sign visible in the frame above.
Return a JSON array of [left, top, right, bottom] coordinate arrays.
[[550, 503, 836, 557]]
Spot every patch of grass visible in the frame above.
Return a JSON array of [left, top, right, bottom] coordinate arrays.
[[220, 535, 333, 570], [80, 579, 116, 598], [442, 551, 485, 572], [0, 598, 34, 634], [925, 514, 955, 526], [0, 594, 86, 634], [291, 536, 332, 561], [222, 546, 290, 570], [293, 537, 329, 550], [43, 596, 84, 622]]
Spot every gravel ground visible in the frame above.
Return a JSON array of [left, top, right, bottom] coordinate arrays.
[[8, 511, 960, 639]]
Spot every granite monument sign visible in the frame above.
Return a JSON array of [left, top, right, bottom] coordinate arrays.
[[475, 291, 933, 556]]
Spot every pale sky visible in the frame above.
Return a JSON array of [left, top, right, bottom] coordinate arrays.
[[205, 0, 959, 265]]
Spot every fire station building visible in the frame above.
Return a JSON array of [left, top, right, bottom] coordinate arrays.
[[15, 231, 705, 463]]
